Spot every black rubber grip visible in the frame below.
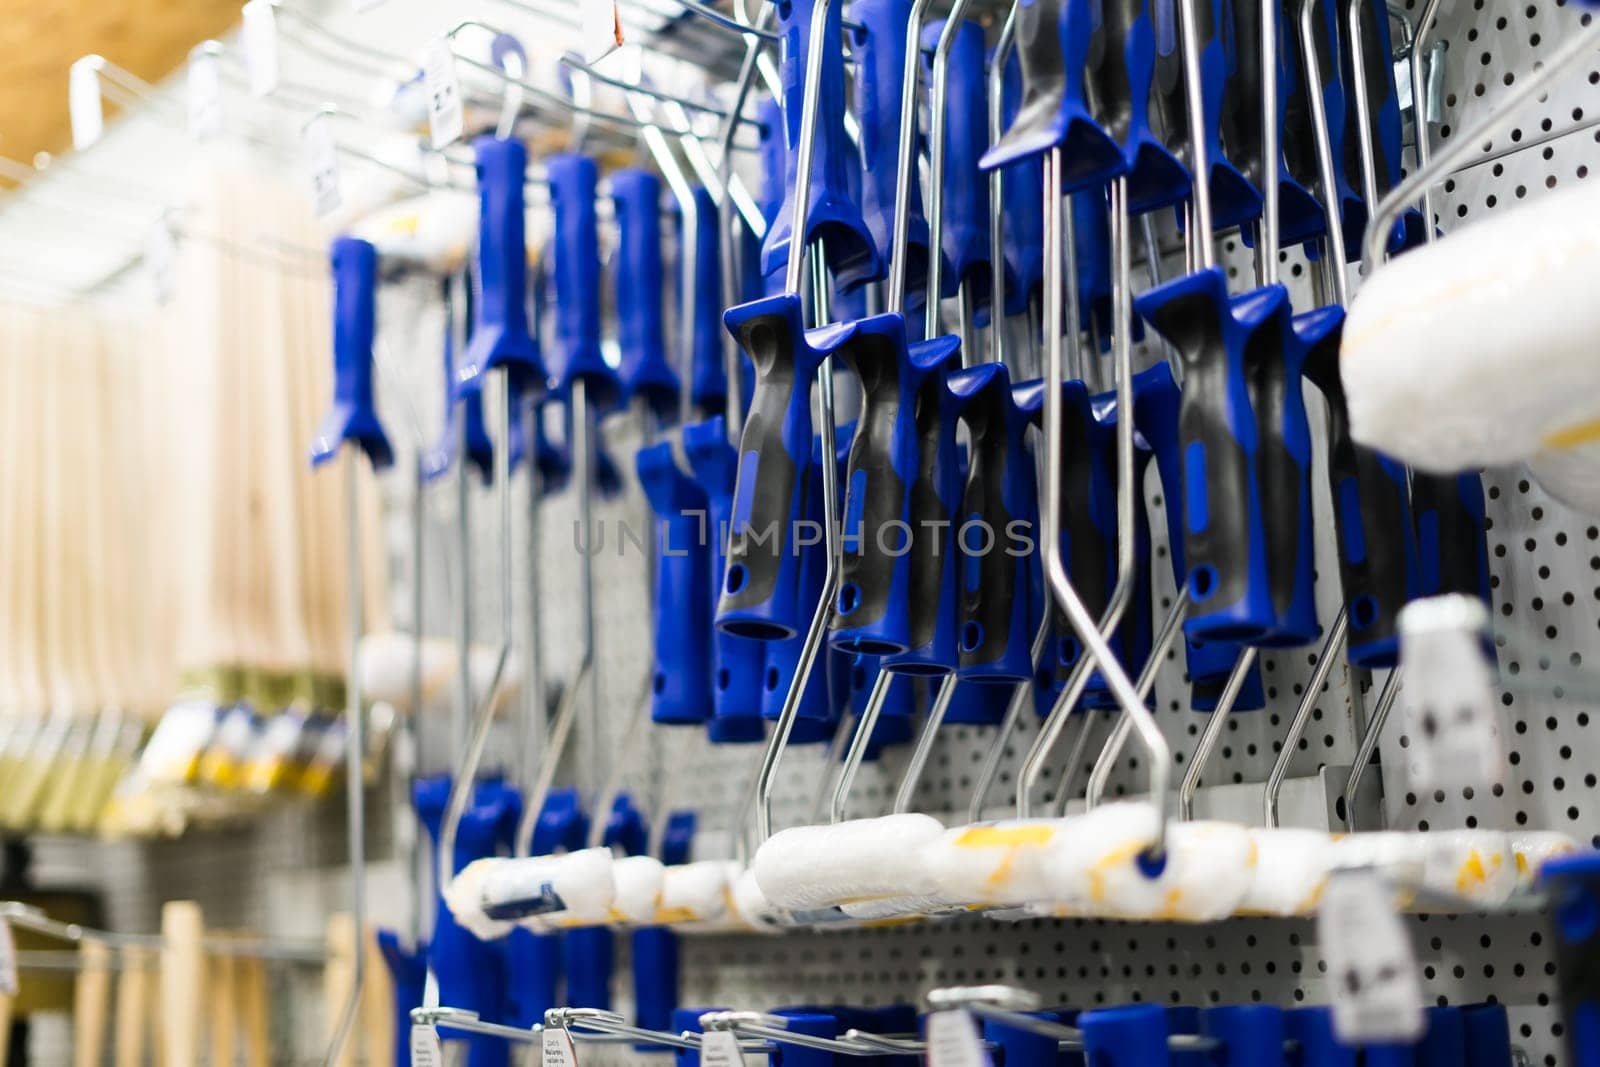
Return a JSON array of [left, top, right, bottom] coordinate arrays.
[[1298, 307, 1420, 669]]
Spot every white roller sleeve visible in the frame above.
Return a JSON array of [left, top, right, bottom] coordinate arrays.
[[455, 848, 615, 935], [1508, 830, 1579, 889], [1415, 830, 1517, 911], [1239, 829, 1337, 917], [610, 855, 665, 925], [921, 819, 1073, 909], [1528, 444, 1600, 514], [357, 633, 454, 713], [657, 861, 736, 924], [753, 813, 945, 910], [1342, 179, 1600, 472]]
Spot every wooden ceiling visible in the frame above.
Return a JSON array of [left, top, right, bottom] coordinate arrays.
[[0, 0, 241, 167]]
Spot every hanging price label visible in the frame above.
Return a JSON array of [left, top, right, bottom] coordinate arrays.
[[1318, 869, 1425, 1046], [241, 0, 280, 97], [0, 920, 17, 997], [1398, 596, 1504, 791], [699, 1029, 746, 1067], [542, 1025, 579, 1067], [145, 216, 177, 305], [582, 0, 624, 63], [423, 37, 465, 150], [187, 49, 224, 141], [409, 1024, 443, 1066], [926, 1010, 989, 1067], [303, 114, 342, 219], [69, 58, 105, 151]]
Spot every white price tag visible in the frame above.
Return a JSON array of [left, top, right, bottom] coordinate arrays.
[[542, 1026, 579, 1067], [1318, 870, 1425, 1046], [145, 216, 177, 305], [409, 1024, 443, 1066], [423, 37, 465, 150], [241, 0, 280, 97], [1399, 596, 1503, 791], [0, 920, 17, 997], [582, 0, 624, 63], [303, 114, 342, 219], [187, 49, 224, 141], [926, 1010, 989, 1067], [699, 1029, 746, 1067], [69, 57, 105, 151]]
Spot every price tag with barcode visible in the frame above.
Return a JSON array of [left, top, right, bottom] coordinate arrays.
[[582, 0, 624, 63], [543, 1026, 579, 1067], [1399, 596, 1503, 791], [926, 1009, 989, 1067], [0, 920, 17, 996], [409, 1024, 443, 1066], [187, 49, 224, 141], [1318, 869, 1425, 1045], [69, 57, 105, 151], [423, 37, 465, 150], [699, 1029, 746, 1067], [303, 114, 341, 218], [241, 0, 279, 97]]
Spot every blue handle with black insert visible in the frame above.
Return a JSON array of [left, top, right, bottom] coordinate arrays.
[[980, 0, 1124, 190], [717, 294, 855, 640], [612, 169, 680, 418], [684, 418, 768, 735], [1302, 0, 1368, 257], [1134, 270, 1278, 645], [923, 18, 994, 323], [1298, 307, 1419, 668], [760, 0, 879, 288], [686, 186, 730, 415], [949, 364, 1038, 683], [998, 48, 1048, 317], [848, 0, 929, 297], [638, 442, 714, 725], [1341, 0, 1427, 252], [1147, 0, 1261, 228]]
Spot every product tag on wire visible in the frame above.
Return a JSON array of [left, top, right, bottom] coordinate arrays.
[[543, 1025, 580, 1067], [582, 0, 624, 63], [927, 1009, 990, 1067], [187, 47, 224, 141], [1398, 595, 1504, 791], [70, 58, 105, 150], [423, 37, 465, 149], [700, 1029, 747, 1067], [409, 1024, 443, 1067], [304, 113, 342, 219], [1319, 868, 1425, 1046], [241, 0, 280, 97]]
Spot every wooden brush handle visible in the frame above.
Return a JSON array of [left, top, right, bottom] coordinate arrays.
[[113, 945, 151, 1067], [235, 951, 271, 1067], [208, 936, 238, 1066], [73, 939, 112, 1067], [159, 901, 204, 1067], [324, 913, 357, 1067]]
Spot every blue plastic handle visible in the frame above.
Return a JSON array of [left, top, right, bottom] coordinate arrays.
[[1460, 1004, 1512, 1067], [1540, 852, 1600, 1067], [1244, 295, 1327, 649], [948, 364, 1041, 683], [686, 186, 729, 416], [547, 153, 622, 413], [673, 1007, 727, 1067], [1080, 1003, 1170, 1067], [637, 441, 714, 725], [683, 418, 767, 735], [424, 282, 495, 485], [1200, 1005, 1286, 1067], [1412, 472, 1491, 605], [632, 927, 681, 1046], [415, 777, 511, 1059], [716, 294, 856, 640], [311, 237, 393, 469], [771, 1011, 840, 1067], [923, 18, 993, 318], [849, 0, 929, 296], [1074, 190, 1115, 351], [1134, 269, 1278, 645], [611, 169, 680, 417], [757, 97, 787, 231], [983, 1010, 1071, 1067], [980, 0, 1124, 190], [760, 0, 879, 288], [1286, 1009, 1358, 1067], [376, 929, 426, 1067], [458, 137, 546, 396], [997, 49, 1046, 318]]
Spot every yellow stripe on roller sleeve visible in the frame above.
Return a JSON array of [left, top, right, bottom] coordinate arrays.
[[954, 825, 1059, 847], [1541, 418, 1600, 450]]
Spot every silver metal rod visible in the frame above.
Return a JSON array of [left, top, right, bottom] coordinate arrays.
[[831, 672, 891, 823], [1050, 710, 1100, 811], [892, 674, 957, 813], [1264, 608, 1349, 826], [885, 0, 941, 313], [513, 661, 585, 857], [1019, 178, 1137, 815], [1408, 0, 1446, 239], [1177, 0, 1216, 268], [988, 5, 1019, 367], [1341, 666, 1402, 830], [924, 2, 981, 336], [573, 378, 603, 803], [1083, 597, 1189, 809], [322, 453, 367, 1067], [522, 404, 548, 831], [1298, 0, 1352, 305], [1177, 648, 1258, 819], [1259, 0, 1281, 282]]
